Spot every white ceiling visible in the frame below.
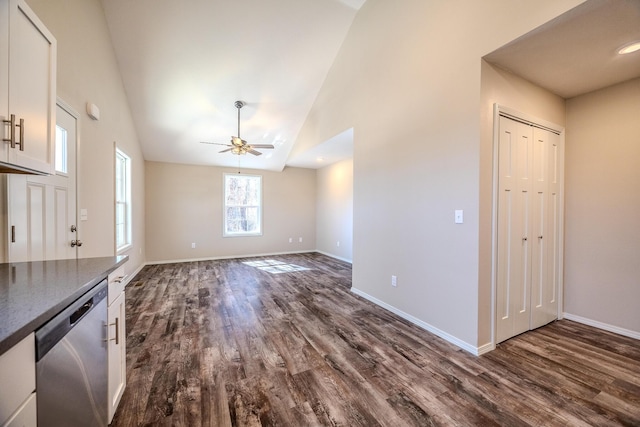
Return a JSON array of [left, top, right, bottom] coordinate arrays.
[[100, 0, 365, 171], [485, 0, 640, 99], [101, 0, 640, 172]]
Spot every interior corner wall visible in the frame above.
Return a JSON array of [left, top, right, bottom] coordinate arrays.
[[145, 162, 316, 263], [25, 0, 146, 276], [296, 0, 584, 350], [316, 159, 353, 262], [479, 61, 566, 346], [564, 78, 640, 335]]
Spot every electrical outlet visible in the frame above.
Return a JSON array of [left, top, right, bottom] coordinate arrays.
[[299, 237, 303, 243], [336, 241, 340, 247], [191, 243, 196, 249], [289, 237, 293, 243], [391, 275, 397, 287]]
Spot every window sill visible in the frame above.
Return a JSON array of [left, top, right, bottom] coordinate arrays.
[[223, 232, 263, 238]]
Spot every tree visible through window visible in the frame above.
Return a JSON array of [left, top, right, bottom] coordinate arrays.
[[224, 173, 262, 236], [115, 148, 132, 251]]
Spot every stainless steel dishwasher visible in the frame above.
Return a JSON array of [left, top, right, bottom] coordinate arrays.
[[35, 279, 108, 427]]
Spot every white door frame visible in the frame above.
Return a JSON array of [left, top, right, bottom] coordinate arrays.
[[490, 103, 566, 348], [55, 97, 80, 257]]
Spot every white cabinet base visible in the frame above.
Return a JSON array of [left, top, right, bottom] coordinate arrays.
[[107, 266, 127, 423]]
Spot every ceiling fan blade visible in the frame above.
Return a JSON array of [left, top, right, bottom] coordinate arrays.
[[219, 148, 234, 153], [247, 149, 262, 156], [200, 141, 230, 146], [249, 144, 275, 149]]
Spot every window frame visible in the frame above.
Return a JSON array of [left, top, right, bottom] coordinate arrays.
[[115, 148, 132, 252], [223, 173, 263, 237]]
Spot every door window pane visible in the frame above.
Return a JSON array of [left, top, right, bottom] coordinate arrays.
[[55, 125, 68, 174]]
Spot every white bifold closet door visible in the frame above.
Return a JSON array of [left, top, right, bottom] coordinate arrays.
[[496, 115, 561, 344]]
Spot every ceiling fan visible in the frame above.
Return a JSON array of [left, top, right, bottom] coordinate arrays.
[[200, 101, 274, 156]]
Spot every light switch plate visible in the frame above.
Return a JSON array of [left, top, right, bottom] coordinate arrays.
[[455, 210, 463, 224]]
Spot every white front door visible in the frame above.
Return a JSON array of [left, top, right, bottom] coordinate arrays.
[[7, 102, 77, 261]]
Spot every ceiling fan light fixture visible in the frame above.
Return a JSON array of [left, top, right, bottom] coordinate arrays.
[[200, 100, 275, 157], [618, 41, 640, 55]]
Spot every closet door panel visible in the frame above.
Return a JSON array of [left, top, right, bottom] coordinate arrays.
[[496, 117, 531, 342]]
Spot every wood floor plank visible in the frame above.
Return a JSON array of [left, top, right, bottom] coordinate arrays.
[[110, 253, 640, 427]]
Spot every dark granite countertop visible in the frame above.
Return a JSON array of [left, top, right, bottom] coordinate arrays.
[[0, 256, 128, 356]]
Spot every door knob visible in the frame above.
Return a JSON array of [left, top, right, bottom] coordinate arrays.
[[70, 225, 77, 232], [71, 240, 83, 247]]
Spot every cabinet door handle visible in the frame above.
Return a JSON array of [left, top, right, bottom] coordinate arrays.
[[109, 317, 120, 345], [2, 114, 16, 147], [17, 118, 24, 151], [114, 275, 128, 283]]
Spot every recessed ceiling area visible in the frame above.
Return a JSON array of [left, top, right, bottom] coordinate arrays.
[[484, 0, 640, 99], [100, 0, 365, 171], [286, 128, 353, 169]]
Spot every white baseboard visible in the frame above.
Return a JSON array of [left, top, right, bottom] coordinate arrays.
[[315, 250, 352, 264], [350, 287, 482, 356], [563, 312, 640, 340], [146, 250, 316, 265], [476, 342, 495, 355], [124, 262, 145, 285]]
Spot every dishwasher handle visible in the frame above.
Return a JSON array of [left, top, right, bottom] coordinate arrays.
[[70, 300, 93, 325]]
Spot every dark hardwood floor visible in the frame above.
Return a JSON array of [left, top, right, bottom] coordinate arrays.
[[110, 253, 640, 426]]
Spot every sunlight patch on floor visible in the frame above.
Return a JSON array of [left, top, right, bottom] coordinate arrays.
[[243, 259, 310, 274]]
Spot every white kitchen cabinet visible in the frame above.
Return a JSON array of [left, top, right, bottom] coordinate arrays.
[[0, 0, 56, 175], [0, 333, 36, 427], [107, 267, 128, 423], [2, 393, 36, 427]]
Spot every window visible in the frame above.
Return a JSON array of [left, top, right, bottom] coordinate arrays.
[[224, 173, 262, 236], [115, 148, 132, 251], [55, 124, 68, 174]]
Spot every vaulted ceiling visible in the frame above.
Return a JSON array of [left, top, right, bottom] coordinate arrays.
[[101, 0, 639, 172], [101, 0, 365, 171]]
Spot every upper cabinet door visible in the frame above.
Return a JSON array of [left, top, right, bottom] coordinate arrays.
[[1, 0, 56, 175]]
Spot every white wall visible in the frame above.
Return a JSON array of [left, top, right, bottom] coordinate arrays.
[[316, 159, 353, 262], [145, 162, 316, 262], [26, 0, 145, 276], [296, 0, 585, 350], [564, 78, 640, 335]]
